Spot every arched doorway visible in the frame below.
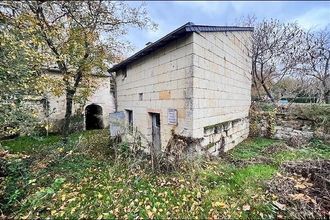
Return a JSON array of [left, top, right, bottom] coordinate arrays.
[[85, 104, 104, 130]]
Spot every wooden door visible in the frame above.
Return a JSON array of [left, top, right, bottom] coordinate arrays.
[[151, 113, 161, 154]]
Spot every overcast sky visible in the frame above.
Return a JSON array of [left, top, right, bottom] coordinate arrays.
[[124, 1, 330, 55]]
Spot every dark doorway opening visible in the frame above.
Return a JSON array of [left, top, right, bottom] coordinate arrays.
[[85, 104, 104, 130], [150, 113, 161, 154], [126, 109, 133, 132]]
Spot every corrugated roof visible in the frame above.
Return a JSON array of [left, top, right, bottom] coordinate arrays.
[[108, 22, 253, 72]]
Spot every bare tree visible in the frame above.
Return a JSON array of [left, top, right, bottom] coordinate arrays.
[[301, 27, 330, 103], [251, 19, 304, 102], [238, 17, 304, 102]]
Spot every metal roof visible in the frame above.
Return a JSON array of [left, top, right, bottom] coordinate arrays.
[[108, 22, 253, 72]]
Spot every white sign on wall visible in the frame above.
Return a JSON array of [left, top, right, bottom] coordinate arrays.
[[167, 109, 178, 125]]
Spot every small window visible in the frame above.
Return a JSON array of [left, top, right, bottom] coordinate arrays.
[[110, 78, 116, 96], [139, 93, 143, 101], [122, 67, 127, 80], [214, 126, 219, 134]]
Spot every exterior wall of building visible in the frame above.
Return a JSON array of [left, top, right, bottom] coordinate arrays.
[[115, 34, 194, 148], [114, 30, 252, 153], [35, 73, 114, 132], [83, 77, 115, 128], [191, 31, 252, 153]]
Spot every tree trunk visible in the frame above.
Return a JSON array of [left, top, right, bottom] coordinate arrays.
[[109, 73, 118, 112], [323, 84, 330, 104], [261, 82, 275, 103], [251, 61, 262, 101], [252, 79, 262, 100], [62, 89, 75, 140], [320, 78, 330, 103]]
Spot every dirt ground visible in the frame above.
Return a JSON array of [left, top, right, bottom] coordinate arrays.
[[268, 160, 330, 218]]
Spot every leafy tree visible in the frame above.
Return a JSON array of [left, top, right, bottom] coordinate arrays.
[[0, 10, 52, 137], [1, 1, 155, 139]]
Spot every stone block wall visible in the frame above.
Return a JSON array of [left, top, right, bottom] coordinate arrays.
[[115, 34, 195, 148], [274, 114, 315, 141], [251, 109, 330, 143], [83, 77, 115, 128], [33, 73, 115, 133], [191, 31, 252, 150], [198, 117, 249, 155], [115, 31, 252, 152]]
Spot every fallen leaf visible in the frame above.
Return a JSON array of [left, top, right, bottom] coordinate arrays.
[[147, 210, 154, 218], [273, 201, 286, 210], [242, 204, 250, 211], [28, 179, 36, 184], [212, 201, 228, 208], [311, 198, 317, 205], [289, 193, 305, 201], [294, 183, 306, 189], [21, 212, 32, 220]]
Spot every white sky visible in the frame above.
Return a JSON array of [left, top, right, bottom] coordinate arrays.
[[124, 1, 330, 55]]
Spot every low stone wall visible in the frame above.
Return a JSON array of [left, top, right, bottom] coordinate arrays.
[[47, 114, 85, 134], [250, 105, 330, 143], [199, 117, 249, 155], [274, 114, 315, 140]]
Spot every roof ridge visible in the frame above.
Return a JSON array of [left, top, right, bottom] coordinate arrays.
[[193, 24, 253, 28]]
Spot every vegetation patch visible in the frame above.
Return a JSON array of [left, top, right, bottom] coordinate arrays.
[[267, 160, 330, 218], [0, 131, 329, 219], [290, 104, 330, 133], [227, 137, 281, 160]]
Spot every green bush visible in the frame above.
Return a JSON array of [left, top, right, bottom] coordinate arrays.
[[286, 97, 317, 103]]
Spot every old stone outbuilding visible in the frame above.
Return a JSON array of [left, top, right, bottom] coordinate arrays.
[[108, 22, 253, 155], [32, 68, 115, 133]]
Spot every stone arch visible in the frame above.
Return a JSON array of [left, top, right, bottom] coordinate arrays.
[[85, 104, 104, 130]]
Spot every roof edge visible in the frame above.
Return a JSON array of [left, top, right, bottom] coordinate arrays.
[[108, 23, 253, 72]]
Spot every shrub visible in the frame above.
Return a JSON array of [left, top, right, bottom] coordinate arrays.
[[291, 104, 330, 133]]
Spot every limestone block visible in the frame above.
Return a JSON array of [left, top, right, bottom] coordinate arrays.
[[303, 131, 314, 139], [284, 127, 294, 132], [204, 127, 214, 136], [207, 144, 218, 155]]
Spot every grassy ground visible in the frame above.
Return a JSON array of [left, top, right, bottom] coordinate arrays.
[[0, 131, 329, 219]]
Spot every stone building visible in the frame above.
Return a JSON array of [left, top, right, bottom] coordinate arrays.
[[108, 22, 253, 155], [34, 68, 115, 133]]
